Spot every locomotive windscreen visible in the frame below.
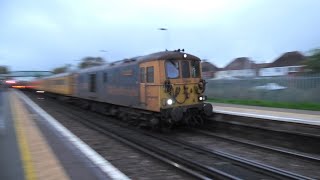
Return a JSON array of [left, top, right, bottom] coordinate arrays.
[[181, 61, 190, 78], [191, 60, 200, 78], [165, 59, 200, 79], [166, 60, 180, 78]]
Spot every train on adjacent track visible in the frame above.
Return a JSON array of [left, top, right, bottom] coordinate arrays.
[[30, 50, 213, 129]]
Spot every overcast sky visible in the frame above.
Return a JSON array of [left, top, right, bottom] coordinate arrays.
[[1, 0, 320, 70]]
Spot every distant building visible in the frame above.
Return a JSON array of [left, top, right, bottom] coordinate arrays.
[[260, 51, 306, 77], [201, 61, 219, 79], [215, 57, 256, 78], [255, 63, 270, 76]]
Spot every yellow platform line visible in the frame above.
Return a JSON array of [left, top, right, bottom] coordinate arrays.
[[10, 92, 70, 180], [10, 93, 37, 180]]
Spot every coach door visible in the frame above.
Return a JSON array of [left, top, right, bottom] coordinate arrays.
[[70, 73, 77, 96], [88, 73, 97, 99], [139, 66, 146, 106], [139, 61, 160, 111]]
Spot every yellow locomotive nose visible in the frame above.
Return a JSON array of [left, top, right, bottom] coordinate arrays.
[[155, 55, 213, 126], [161, 79, 208, 107]]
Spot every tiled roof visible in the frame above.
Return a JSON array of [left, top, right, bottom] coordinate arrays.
[[267, 51, 306, 68], [201, 61, 219, 72], [224, 57, 256, 70]]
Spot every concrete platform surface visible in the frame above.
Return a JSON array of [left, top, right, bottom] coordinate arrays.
[[211, 102, 320, 126], [0, 89, 130, 180]]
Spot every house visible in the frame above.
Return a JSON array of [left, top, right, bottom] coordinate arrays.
[[215, 57, 256, 79], [201, 60, 219, 79], [255, 63, 270, 76], [259, 51, 306, 77]]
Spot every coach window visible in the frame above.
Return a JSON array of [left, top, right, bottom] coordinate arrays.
[[181, 61, 190, 78], [140, 67, 145, 83], [89, 74, 96, 92], [147, 66, 154, 83], [103, 72, 108, 83], [166, 59, 179, 78], [191, 60, 200, 78]]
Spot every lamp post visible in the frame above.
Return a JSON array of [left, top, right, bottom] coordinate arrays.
[[158, 28, 170, 51]]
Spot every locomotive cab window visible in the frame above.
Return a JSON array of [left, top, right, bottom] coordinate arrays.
[[191, 60, 201, 78], [181, 61, 190, 78], [166, 60, 180, 78], [146, 66, 154, 83], [89, 74, 96, 92]]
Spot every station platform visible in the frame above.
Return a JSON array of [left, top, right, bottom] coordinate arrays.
[[211, 102, 320, 126], [0, 89, 130, 180]]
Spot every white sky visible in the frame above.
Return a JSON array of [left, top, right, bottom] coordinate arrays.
[[1, 0, 320, 70]]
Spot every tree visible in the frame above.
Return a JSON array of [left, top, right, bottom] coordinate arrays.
[[52, 65, 70, 74], [305, 49, 320, 73], [78, 57, 105, 69], [0, 66, 9, 74]]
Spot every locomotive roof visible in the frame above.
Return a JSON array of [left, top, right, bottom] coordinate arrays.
[[136, 51, 201, 61], [77, 51, 201, 74], [38, 51, 201, 79], [40, 72, 72, 79]]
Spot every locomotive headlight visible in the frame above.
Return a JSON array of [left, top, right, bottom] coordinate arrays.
[[167, 99, 173, 105], [198, 96, 206, 101]]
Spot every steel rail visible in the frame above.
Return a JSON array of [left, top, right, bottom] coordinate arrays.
[[193, 129, 320, 162]]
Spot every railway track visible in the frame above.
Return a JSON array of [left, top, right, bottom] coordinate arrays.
[[47, 104, 310, 179], [139, 131, 313, 180], [189, 128, 320, 163], [25, 91, 314, 180], [26, 92, 194, 180], [206, 118, 320, 156]]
